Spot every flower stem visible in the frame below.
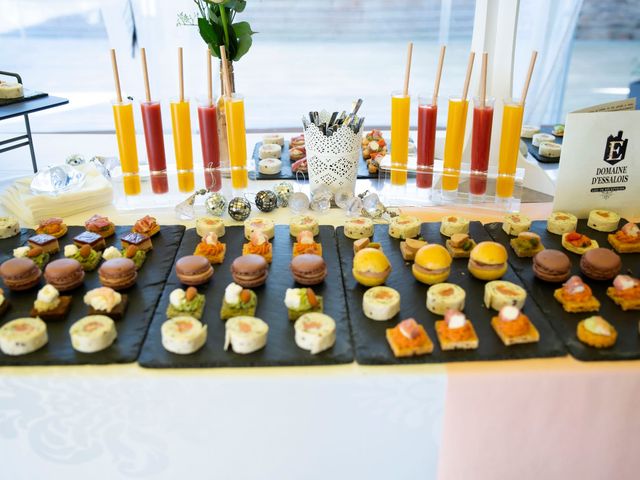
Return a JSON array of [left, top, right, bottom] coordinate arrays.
[[219, 5, 231, 59]]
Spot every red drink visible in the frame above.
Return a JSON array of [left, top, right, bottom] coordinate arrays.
[[417, 100, 437, 188], [470, 97, 494, 196], [198, 103, 221, 191], [140, 101, 168, 194]]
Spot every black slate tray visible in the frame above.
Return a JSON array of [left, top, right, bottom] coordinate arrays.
[[336, 222, 566, 365], [0, 228, 34, 264], [251, 140, 376, 180], [485, 219, 640, 361], [0, 225, 185, 365], [523, 125, 563, 164], [138, 225, 353, 368], [0, 88, 48, 106]]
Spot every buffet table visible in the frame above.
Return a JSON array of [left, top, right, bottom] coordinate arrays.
[[1, 200, 639, 480]]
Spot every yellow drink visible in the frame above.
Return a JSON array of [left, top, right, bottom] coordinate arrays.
[[112, 100, 140, 195], [224, 94, 248, 190], [170, 99, 194, 192], [496, 100, 524, 198], [390, 93, 411, 185], [442, 97, 469, 192]]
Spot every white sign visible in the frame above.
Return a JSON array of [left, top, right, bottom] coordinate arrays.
[[553, 100, 640, 219]]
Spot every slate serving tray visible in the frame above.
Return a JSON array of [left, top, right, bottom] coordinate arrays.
[[336, 222, 566, 365], [522, 125, 563, 164], [0, 225, 185, 365], [138, 225, 353, 368], [0, 88, 48, 106], [485, 219, 640, 361]]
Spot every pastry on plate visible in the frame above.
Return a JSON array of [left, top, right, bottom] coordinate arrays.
[[85, 214, 115, 238], [579, 248, 621, 281], [290, 134, 305, 148], [435, 309, 479, 351], [386, 318, 433, 357], [258, 158, 282, 175], [0, 216, 20, 239], [0, 257, 41, 291], [36, 217, 67, 238], [607, 275, 640, 311], [166, 286, 205, 320], [28, 234, 59, 255], [244, 217, 275, 240], [608, 222, 640, 253], [224, 316, 268, 354], [553, 275, 600, 313], [587, 209, 620, 232], [0, 317, 48, 356], [73, 231, 106, 251], [13, 245, 49, 270], [99, 258, 138, 290], [344, 217, 374, 240], [427, 283, 465, 315], [294, 313, 336, 354], [468, 242, 508, 281], [293, 230, 322, 257], [290, 214, 319, 237], [510, 231, 544, 257], [291, 254, 327, 286], [561, 232, 598, 255], [121, 245, 146, 270], [389, 215, 421, 239], [413, 244, 452, 285], [84, 287, 128, 320], [491, 306, 539, 346], [194, 232, 226, 264], [242, 231, 272, 263], [484, 280, 527, 310], [547, 212, 577, 235], [362, 286, 400, 321], [289, 146, 306, 162], [220, 282, 258, 320], [259, 143, 282, 160], [175, 255, 213, 286], [132, 215, 160, 236], [353, 248, 391, 286], [440, 215, 469, 237], [400, 238, 427, 261], [286, 287, 323, 321], [30, 284, 72, 321], [532, 249, 572, 283], [353, 237, 381, 255], [577, 316, 617, 348], [539, 142, 561, 158], [120, 232, 153, 252], [196, 217, 225, 238], [64, 244, 102, 271], [231, 254, 268, 288], [69, 315, 117, 353], [445, 233, 476, 258], [162, 316, 207, 355], [502, 213, 531, 236], [44, 258, 85, 292]]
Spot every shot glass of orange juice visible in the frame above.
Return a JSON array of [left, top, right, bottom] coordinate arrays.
[[224, 93, 248, 190], [390, 91, 411, 186], [442, 96, 469, 194], [112, 99, 140, 195], [496, 99, 524, 198], [170, 98, 195, 193]]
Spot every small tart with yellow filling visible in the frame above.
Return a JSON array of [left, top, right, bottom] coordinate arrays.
[[194, 232, 226, 264], [386, 318, 433, 357], [553, 275, 600, 313], [491, 306, 539, 346], [606, 275, 640, 311], [435, 309, 478, 351], [293, 230, 322, 257], [608, 222, 640, 253], [35, 217, 67, 238], [577, 316, 617, 348], [561, 232, 599, 255], [242, 231, 273, 263]]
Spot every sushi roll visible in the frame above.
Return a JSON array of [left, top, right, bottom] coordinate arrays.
[[547, 212, 578, 235], [440, 215, 469, 237], [532, 133, 555, 147], [263, 134, 284, 147], [196, 217, 225, 238], [244, 217, 275, 240], [290, 214, 319, 237], [587, 209, 620, 232], [539, 142, 561, 158], [502, 213, 532, 236], [388, 215, 421, 239], [0, 317, 48, 355], [294, 312, 336, 354], [224, 316, 268, 354], [362, 286, 401, 321], [161, 316, 207, 355], [344, 217, 374, 240], [484, 281, 527, 310], [69, 315, 117, 353], [0, 216, 20, 239], [258, 158, 282, 175], [259, 143, 282, 160], [521, 125, 540, 138], [426, 283, 466, 315]]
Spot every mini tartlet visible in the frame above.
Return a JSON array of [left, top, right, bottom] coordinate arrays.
[[386, 318, 433, 357], [344, 217, 374, 240], [84, 287, 128, 320], [547, 212, 577, 235], [244, 217, 275, 240], [132, 215, 160, 236], [400, 238, 427, 261], [440, 215, 469, 237], [607, 275, 640, 311], [553, 275, 600, 313], [195, 232, 226, 264], [36, 217, 67, 238], [491, 306, 539, 346], [221, 282, 258, 320], [468, 242, 507, 281], [64, 244, 102, 271], [561, 232, 598, 255], [30, 284, 72, 321], [362, 286, 400, 321], [389, 215, 421, 239], [608, 222, 640, 253], [502, 213, 531, 236], [85, 214, 115, 238], [353, 248, 391, 286], [412, 244, 451, 285], [285, 287, 323, 321], [577, 316, 617, 348], [166, 287, 205, 320], [427, 283, 465, 315], [13, 245, 49, 270], [587, 209, 620, 232], [435, 309, 479, 351], [242, 231, 272, 263], [293, 230, 322, 257], [510, 231, 544, 257], [445, 233, 476, 258]]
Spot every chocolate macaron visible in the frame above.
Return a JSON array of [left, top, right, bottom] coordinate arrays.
[[44, 258, 85, 292], [532, 249, 571, 282], [290, 254, 327, 286], [176, 255, 214, 286], [580, 248, 621, 281], [0, 257, 42, 291], [99, 258, 138, 290], [231, 254, 268, 288]]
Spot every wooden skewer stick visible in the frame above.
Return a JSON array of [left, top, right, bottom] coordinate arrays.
[[403, 42, 413, 96], [520, 50, 538, 105], [432, 45, 446, 106], [461, 51, 475, 101], [480, 52, 488, 108], [141, 47, 151, 103], [178, 47, 184, 103], [110, 49, 123, 104], [207, 47, 213, 107], [220, 46, 232, 100]]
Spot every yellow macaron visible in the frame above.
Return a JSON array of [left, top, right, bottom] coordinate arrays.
[[352, 248, 391, 286], [412, 244, 452, 285], [468, 241, 508, 281]]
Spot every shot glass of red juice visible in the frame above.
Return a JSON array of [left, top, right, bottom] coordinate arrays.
[[469, 96, 494, 197], [417, 95, 438, 189], [198, 99, 221, 191], [140, 100, 168, 194]]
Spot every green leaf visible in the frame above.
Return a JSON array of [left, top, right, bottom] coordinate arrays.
[[232, 21, 255, 36], [234, 34, 252, 61], [233, 0, 247, 12], [209, 43, 221, 58], [197, 17, 220, 46]]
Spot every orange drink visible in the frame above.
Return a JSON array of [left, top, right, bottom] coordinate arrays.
[[170, 99, 195, 192], [112, 100, 140, 195], [496, 99, 524, 198], [442, 96, 469, 192], [224, 94, 248, 190], [390, 92, 411, 185]]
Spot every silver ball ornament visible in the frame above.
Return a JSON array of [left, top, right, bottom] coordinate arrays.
[[228, 197, 252, 221], [205, 192, 227, 217], [255, 190, 278, 213], [274, 181, 294, 207]]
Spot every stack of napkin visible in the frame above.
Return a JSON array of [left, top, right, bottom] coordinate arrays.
[[0, 165, 113, 225]]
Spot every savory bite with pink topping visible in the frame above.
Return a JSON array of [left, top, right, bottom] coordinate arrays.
[[85, 214, 115, 238], [386, 318, 433, 357], [607, 274, 640, 311]]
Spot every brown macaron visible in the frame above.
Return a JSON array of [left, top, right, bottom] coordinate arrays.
[[290, 254, 327, 286], [0, 257, 42, 291], [99, 258, 138, 290], [580, 248, 621, 281], [532, 249, 572, 282], [230, 254, 268, 288], [44, 258, 85, 292], [176, 255, 214, 286]]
